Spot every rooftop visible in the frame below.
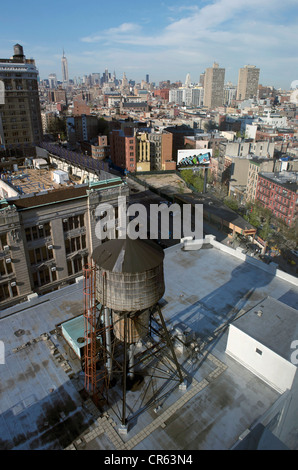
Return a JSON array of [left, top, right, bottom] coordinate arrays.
[[0, 162, 124, 210], [259, 171, 298, 190], [229, 296, 298, 362], [0, 166, 73, 195], [175, 192, 256, 233], [0, 237, 297, 450]]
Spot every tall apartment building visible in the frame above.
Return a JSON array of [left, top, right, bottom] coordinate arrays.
[[245, 158, 278, 202], [0, 159, 128, 308], [148, 131, 174, 171], [66, 115, 99, 143], [110, 128, 136, 172], [0, 44, 43, 150], [135, 130, 175, 172], [236, 65, 260, 101], [203, 62, 225, 109]]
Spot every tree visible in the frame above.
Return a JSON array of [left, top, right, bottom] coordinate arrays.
[[224, 196, 239, 212], [180, 169, 204, 192], [47, 116, 66, 140]]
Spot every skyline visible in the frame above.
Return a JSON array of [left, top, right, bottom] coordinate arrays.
[[0, 0, 297, 90]]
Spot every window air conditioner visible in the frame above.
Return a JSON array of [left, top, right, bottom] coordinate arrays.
[[11, 281, 16, 287], [47, 245, 53, 250], [5, 258, 11, 264], [51, 266, 56, 272], [38, 225, 43, 229], [3, 245, 9, 251]]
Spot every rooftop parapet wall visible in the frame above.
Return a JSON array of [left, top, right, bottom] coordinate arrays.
[[180, 234, 298, 287]]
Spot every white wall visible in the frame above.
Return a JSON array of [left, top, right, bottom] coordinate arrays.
[[226, 324, 297, 393], [0, 180, 19, 198]]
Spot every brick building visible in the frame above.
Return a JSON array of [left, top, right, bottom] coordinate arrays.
[[256, 171, 297, 227], [110, 128, 136, 172], [153, 89, 169, 101], [80, 135, 110, 160]]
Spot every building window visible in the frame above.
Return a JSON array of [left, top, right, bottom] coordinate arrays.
[[25, 223, 51, 242], [67, 254, 88, 276], [32, 266, 55, 288], [0, 259, 13, 276], [0, 233, 8, 250], [63, 214, 85, 232], [256, 348, 263, 355], [28, 246, 53, 265], [0, 281, 18, 301], [65, 234, 86, 255]]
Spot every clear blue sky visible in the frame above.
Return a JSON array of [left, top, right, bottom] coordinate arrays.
[[0, 0, 297, 89]]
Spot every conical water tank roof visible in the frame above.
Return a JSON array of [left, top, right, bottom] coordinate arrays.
[[92, 238, 164, 274], [92, 239, 165, 312]]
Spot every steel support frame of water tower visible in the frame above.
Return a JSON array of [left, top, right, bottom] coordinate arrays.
[[83, 262, 185, 426]]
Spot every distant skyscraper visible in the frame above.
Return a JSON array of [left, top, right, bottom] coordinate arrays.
[[61, 50, 69, 85], [121, 72, 129, 91], [185, 73, 191, 88], [103, 68, 109, 83], [146, 74, 149, 84], [236, 65, 260, 101], [224, 82, 237, 106], [199, 72, 205, 87], [0, 44, 43, 149], [203, 62, 225, 109], [48, 73, 57, 89]]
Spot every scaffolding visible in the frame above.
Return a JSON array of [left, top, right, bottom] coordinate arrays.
[[83, 262, 99, 405]]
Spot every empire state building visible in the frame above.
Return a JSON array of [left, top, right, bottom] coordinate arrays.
[[61, 50, 69, 86]]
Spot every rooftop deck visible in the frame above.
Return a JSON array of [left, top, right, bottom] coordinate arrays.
[[0, 238, 297, 450]]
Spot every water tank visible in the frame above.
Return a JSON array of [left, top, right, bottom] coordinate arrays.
[[92, 238, 165, 343], [13, 44, 24, 59], [92, 238, 165, 312]]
